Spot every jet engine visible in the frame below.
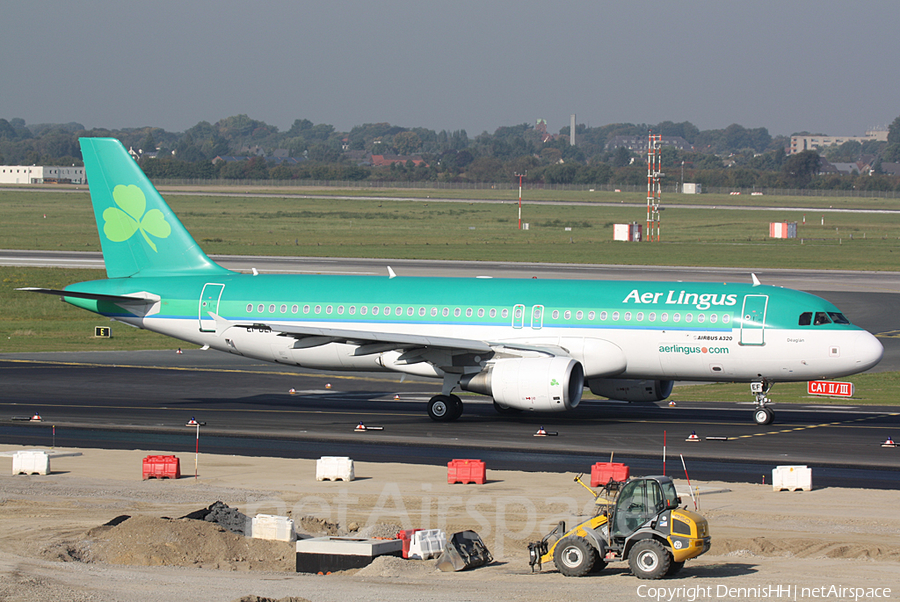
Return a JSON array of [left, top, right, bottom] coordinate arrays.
[[460, 357, 584, 412], [587, 378, 674, 402]]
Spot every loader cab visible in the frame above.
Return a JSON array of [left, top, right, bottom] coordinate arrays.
[[612, 476, 679, 539]]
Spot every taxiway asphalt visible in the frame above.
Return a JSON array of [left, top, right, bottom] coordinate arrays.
[[2, 350, 898, 488]]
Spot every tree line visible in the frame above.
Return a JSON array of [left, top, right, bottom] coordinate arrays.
[[1, 114, 899, 191]]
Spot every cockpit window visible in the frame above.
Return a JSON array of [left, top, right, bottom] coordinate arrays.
[[828, 312, 850, 325], [798, 312, 812, 326], [814, 312, 832, 326]]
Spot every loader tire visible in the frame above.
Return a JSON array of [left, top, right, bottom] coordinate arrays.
[[629, 539, 671, 580], [666, 560, 685, 576], [553, 536, 597, 577]]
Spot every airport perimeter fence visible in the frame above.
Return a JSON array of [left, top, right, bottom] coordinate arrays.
[[150, 178, 900, 199]]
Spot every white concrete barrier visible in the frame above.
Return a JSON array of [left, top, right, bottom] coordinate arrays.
[[316, 456, 355, 482], [12, 450, 50, 475], [408, 529, 446, 560], [772, 465, 812, 491], [251, 514, 296, 542]]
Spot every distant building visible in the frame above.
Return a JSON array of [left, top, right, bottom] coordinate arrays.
[[879, 162, 900, 176], [789, 130, 888, 154], [0, 165, 85, 184], [606, 135, 693, 152]]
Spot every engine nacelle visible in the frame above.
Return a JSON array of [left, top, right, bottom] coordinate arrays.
[[460, 357, 584, 412], [588, 378, 674, 402]]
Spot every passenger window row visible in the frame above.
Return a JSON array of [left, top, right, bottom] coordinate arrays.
[[243, 303, 733, 325]]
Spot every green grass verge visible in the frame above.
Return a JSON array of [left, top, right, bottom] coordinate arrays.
[[1, 267, 177, 353], [668, 370, 900, 406], [3, 189, 900, 270]]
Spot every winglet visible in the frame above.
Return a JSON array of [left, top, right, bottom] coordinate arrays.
[[388, 266, 397, 279], [751, 273, 761, 287]]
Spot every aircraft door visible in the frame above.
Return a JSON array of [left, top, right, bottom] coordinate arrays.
[[199, 283, 225, 332], [740, 294, 768, 345]]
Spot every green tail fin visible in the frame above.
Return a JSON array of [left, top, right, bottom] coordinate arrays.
[[80, 137, 230, 279]]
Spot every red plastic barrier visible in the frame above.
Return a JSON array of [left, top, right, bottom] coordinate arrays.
[[447, 459, 486, 485], [396, 528, 423, 558], [142, 455, 181, 480], [590, 462, 629, 487]]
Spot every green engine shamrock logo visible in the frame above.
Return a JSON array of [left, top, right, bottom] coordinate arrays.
[[102, 184, 171, 252], [550, 378, 559, 386]]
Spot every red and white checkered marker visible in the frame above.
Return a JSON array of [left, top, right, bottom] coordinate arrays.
[[882, 437, 896, 448], [686, 431, 700, 442], [668, 401, 676, 407], [325, 383, 332, 389], [534, 427, 547, 437], [30, 413, 42, 422]]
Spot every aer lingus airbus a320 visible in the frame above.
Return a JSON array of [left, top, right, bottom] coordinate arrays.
[[21, 138, 884, 425]]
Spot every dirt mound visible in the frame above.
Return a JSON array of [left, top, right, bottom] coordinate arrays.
[[295, 515, 342, 537], [353, 555, 436, 579], [715, 537, 900, 561], [46, 515, 295, 571]]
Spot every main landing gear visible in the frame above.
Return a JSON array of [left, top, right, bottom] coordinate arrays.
[[751, 379, 774, 425], [428, 394, 463, 422]]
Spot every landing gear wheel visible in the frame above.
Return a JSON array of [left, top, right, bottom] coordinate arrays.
[[428, 395, 453, 421], [553, 536, 597, 577], [493, 400, 522, 415], [449, 394, 463, 420], [665, 560, 685, 576], [428, 395, 462, 422], [628, 539, 671, 580], [753, 407, 774, 425]]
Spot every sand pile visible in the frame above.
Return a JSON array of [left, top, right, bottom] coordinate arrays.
[[44, 515, 295, 571]]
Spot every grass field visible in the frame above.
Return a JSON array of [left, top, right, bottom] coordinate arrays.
[[3, 188, 900, 270]]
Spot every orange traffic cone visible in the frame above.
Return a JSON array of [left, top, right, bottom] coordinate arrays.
[[686, 430, 700, 442]]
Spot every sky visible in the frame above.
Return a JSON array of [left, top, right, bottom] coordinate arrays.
[[3, 0, 898, 138]]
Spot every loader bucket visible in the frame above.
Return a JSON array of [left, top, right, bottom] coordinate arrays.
[[436, 530, 493, 572]]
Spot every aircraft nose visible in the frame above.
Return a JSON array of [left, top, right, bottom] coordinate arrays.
[[853, 330, 883, 372]]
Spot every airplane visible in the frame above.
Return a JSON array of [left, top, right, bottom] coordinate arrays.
[[20, 137, 884, 426]]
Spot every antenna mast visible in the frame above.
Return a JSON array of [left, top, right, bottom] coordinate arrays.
[[646, 132, 663, 242]]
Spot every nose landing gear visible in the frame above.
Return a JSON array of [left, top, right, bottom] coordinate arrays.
[[751, 379, 774, 425]]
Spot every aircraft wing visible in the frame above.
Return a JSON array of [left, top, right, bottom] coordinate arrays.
[[215, 314, 565, 359]]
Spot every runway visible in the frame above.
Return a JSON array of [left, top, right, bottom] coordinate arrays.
[[2, 350, 898, 488]]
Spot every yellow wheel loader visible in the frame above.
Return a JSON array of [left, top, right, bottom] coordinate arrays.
[[528, 475, 710, 579]]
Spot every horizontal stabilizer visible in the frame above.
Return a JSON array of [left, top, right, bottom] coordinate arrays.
[[17, 287, 160, 305]]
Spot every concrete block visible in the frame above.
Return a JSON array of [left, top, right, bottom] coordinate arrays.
[[12, 451, 50, 475], [251, 514, 296, 542], [772, 465, 812, 491], [295, 536, 402, 573], [316, 456, 355, 482]]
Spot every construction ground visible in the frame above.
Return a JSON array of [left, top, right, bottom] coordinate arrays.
[[0, 444, 898, 602]]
